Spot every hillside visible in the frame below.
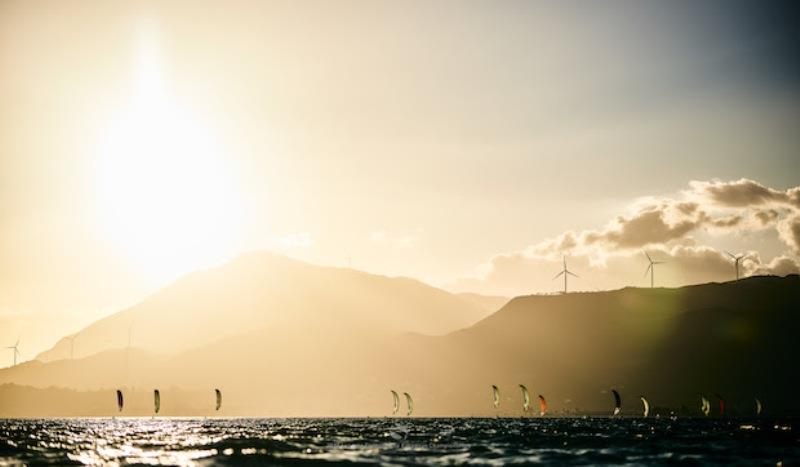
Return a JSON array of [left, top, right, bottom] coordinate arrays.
[[454, 293, 509, 314], [2, 275, 797, 417], [421, 274, 800, 415], [36, 251, 491, 362]]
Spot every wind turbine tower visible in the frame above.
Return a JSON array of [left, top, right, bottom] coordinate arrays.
[[643, 251, 666, 288], [6, 340, 20, 367], [726, 251, 746, 280], [67, 334, 77, 360], [552, 256, 579, 294]]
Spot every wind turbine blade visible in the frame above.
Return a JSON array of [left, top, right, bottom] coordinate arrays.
[[567, 271, 579, 278], [552, 271, 565, 280], [643, 264, 652, 277], [644, 251, 652, 262], [725, 251, 736, 259]]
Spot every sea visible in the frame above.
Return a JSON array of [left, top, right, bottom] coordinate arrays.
[[0, 417, 796, 465]]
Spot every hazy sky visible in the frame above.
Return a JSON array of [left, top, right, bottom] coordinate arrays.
[[1, 0, 799, 360]]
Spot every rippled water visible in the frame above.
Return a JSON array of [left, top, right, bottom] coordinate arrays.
[[0, 417, 796, 465]]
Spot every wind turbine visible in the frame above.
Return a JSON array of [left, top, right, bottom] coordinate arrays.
[[726, 251, 747, 280], [66, 334, 78, 360], [643, 251, 665, 288], [6, 340, 20, 367], [552, 256, 578, 294]]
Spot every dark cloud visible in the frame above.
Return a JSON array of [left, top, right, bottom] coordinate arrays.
[[710, 215, 742, 228], [751, 254, 800, 276], [754, 209, 780, 226], [577, 199, 716, 251], [600, 208, 700, 249], [676, 202, 700, 215], [778, 215, 800, 253], [790, 188, 800, 208]]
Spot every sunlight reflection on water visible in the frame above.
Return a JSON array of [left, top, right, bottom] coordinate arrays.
[[0, 417, 796, 465]]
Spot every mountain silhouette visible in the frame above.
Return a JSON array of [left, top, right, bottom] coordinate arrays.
[[1, 273, 797, 416], [423, 274, 799, 415], [36, 251, 492, 362], [454, 293, 509, 314]]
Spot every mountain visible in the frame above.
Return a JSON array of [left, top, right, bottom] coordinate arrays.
[[0, 384, 221, 417], [454, 292, 509, 314], [36, 251, 491, 362], [422, 274, 800, 415], [0, 349, 163, 391], [3, 275, 797, 417]]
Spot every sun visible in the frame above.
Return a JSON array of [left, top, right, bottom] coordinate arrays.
[[92, 30, 246, 284]]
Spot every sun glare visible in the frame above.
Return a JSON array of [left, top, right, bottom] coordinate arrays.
[[93, 28, 245, 284]]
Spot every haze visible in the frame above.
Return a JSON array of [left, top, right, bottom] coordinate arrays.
[[1, 0, 798, 361]]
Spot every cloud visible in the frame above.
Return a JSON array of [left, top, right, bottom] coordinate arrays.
[[526, 201, 711, 258], [690, 178, 800, 209], [777, 214, 800, 253], [450, 179, 800, 296], [752, 254, 800, 276], [529, 179, 800, 257], [754, 209, 780, 226], [589, 204, 703, 249], [524, 200, 711, 259], [710, 215, 742, 228]]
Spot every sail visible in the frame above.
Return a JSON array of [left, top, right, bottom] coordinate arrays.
[[403, 392, 413, 416], [639, 396, 650, 418], [154, 389, 161, 414], [700, 396, 710, 416], [519, 385, 530, 412], [116, 390, 124, 412], [715, 394, 725, 416], [755, 398, 762, 416], [491, 385, 500, 409], [391, 390, 400, 415], [215, 389, 222, 411], [537, 394, 547, 416], [611, 389, 621, 416]]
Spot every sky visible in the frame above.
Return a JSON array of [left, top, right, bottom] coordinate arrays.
[[1, 0, 799, 361]]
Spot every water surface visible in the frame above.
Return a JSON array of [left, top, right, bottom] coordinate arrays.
[[0, 417, 796, 465]]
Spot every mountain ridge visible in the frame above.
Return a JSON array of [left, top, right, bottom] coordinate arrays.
[[36, 251, 492, 362], [2, 274, 797, 416]]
